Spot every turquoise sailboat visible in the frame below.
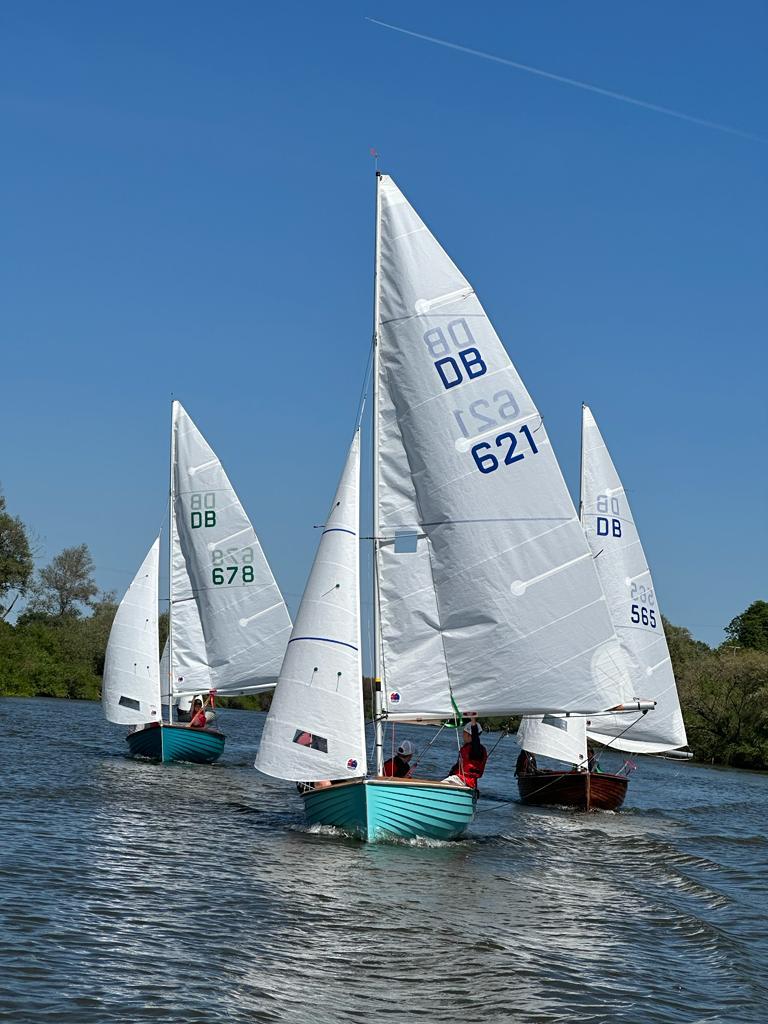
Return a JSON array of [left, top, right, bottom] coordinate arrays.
[[255, 432, 476, 841], [103, 402, 292, 765], [255, 173, 635, 840]]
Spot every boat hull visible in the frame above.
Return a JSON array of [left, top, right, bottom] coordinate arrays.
[[302, 777, 476, 842], [126, 724, 225, 764], [517, 770, 627, 811]]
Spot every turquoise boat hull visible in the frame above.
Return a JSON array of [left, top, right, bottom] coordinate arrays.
[[302, 778, 476, 842], [126, 724, 225, 764]]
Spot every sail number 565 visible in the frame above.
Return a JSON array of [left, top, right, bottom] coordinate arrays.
[[471, 425, 539, 474]]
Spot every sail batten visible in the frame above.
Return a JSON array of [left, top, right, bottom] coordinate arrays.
[[375, 174, 633, 717], [581, 405, 687, 754]]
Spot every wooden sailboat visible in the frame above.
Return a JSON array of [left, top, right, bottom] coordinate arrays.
[[255, 173, 639, 841], [103, 401, 292, 764], [516, 404, 687, 809]]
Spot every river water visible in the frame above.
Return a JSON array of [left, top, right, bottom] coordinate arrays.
[[1, 697, 766, 1023]]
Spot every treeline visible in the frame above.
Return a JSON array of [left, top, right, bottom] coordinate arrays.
[[1, 488, 766, 768]]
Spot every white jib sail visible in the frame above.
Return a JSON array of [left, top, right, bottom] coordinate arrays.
[[376, 174, 633, 719], [102, 539, 161, 725], [516, 714, 588, 768], [172, 401, 292, 696], [169, 536, 214, 699], [255, 433, 366, 782], [580, 405, 687, 754]]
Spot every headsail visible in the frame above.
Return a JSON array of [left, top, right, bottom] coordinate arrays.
[[102, 539, 161, 725], [172, 401, 292, 696], [580, 405, 687, 754], [375, 174, 632, 718], [516, 714, 588, 769], [255, 434, 366, 782]]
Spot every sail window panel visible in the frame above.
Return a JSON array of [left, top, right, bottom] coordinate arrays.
[[118, 696, 141, 711], [292, 730, 328, 753], [394, 530, 419, 554]]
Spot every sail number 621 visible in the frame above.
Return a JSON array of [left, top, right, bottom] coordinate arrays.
[[471, 424, 539, 474]]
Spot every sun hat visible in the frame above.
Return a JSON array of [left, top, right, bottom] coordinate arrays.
[[463, 719, 482, 734], [396, 740, 415, 757]]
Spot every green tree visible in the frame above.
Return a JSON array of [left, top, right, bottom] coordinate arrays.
[[0, 490, 34, 619], [662, 615, 709, 677], [724, 600, 768, 653], [678, 649, 768, 769], [27, 543, 99, 618]]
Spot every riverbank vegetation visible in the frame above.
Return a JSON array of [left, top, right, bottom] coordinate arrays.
[[1, 488, 766, 768]]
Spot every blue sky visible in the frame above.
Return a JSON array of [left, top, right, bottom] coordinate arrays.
[[2, 1, 765, 651]]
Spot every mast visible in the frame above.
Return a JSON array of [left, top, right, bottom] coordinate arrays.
[[167, 400, 175, 725], [371, 170, 384, 775]]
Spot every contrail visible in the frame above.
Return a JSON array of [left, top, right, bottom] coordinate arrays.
[[366, 18, 767, 144]]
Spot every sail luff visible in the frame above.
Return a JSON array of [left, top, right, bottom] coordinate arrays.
[[372, 172, 385, 774], [581, 405, 687, 754], [375, 174, 634, 718], [168, 400, 176, 724]]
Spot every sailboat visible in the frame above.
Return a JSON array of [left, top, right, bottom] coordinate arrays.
[[516, 404, 687, 809], [102, 401, 292, 764], [255, 173, 644, 841]]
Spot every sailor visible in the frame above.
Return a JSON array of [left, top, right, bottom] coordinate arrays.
[[382, 739, 415, 778], [515, 748, 538, 777], [448, 717, 488, 789], [188, 695, 207, 729]]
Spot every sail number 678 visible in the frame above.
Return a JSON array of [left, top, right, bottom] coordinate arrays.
[[471, 424, 539, 474]]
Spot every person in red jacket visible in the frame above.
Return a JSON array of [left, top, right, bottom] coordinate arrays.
[[448, 717, 488, 789], [383, 740, 415, 778], [188, 696, 207, 729]]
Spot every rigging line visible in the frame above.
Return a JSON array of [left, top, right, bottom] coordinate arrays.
[[366, 18, 768, 145], [355, 338, 374, 430], [411, 723, 447, 771]]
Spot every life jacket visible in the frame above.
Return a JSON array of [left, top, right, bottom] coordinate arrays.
[[383, 755, 411, 779], [189, 709, 207, 729], [454, 742, 488, 788]]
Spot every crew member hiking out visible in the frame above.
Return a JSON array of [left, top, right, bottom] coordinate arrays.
[[447, 716, 488, 790]]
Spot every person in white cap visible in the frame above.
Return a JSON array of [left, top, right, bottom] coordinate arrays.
[[382, 739, 415, 779]]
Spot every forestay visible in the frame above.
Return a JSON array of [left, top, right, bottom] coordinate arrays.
[[255, 434, 367, 782], [172, 401, 292, 696], [376, 174, 632, 719], [102, 539, 162, 725], [516, 714, 588, 768], [580, 405, 687, 754]]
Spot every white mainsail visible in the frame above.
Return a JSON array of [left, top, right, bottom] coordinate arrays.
[[255, 434, 366, 782], [102, 539, 161, 725], [171, 401, 292, 696], [580, 405, 687, 754], [516, 714, 588, 768], [375, 174, 633, 719]]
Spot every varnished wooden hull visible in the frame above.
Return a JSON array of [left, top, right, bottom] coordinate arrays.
[[517, 770, 628, 811]]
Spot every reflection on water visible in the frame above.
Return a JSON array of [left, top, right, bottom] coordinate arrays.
[[1, 698, 766, 1023]]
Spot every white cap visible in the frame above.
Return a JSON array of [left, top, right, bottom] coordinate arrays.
[[396, 740, 415, 757], [463, 720, 482, 734], [192, 694, 204, 705]]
